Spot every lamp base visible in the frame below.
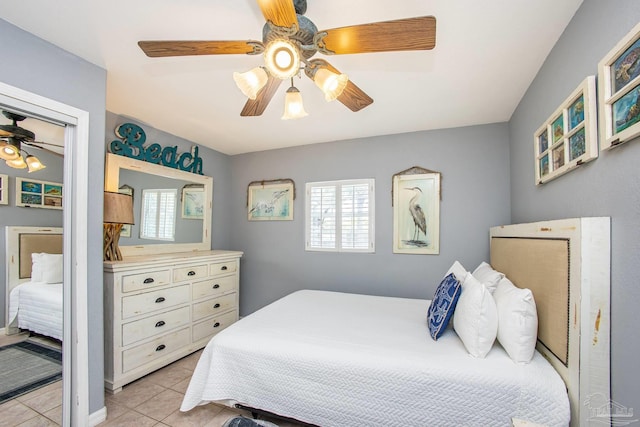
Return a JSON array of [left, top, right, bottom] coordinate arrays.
[[104, 223, 124, 261]]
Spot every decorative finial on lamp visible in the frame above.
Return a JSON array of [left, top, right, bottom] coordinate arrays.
[[103, 191, 134, 261]]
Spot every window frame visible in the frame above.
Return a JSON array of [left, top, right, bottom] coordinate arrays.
[[140, 188, 177, 241], [305, 178, 375, 253]]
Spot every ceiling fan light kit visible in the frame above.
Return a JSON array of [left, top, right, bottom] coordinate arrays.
[[282, 85, 308, 120], [138, 0, 436, 119], [0, 111, 50, 171]]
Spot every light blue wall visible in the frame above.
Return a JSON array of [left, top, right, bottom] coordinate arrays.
[[509, 0, 640, 413], [0, 18, 107, 414], [230, 123, 511, 314]]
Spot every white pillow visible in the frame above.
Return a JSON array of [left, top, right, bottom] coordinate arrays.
[[453, 272, 498, 358], [444, 260, 468, 284], [493, 277, 538, 364], [472, 262, 504, 294], [32, 253, 63, 284]]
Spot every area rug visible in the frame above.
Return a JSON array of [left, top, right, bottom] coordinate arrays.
[[0, 340, 62, 404]]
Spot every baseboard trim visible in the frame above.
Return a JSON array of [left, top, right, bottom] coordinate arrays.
[[89, 406, 107, 426]]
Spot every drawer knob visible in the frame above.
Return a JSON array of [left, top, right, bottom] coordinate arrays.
[[221, 266, 228, 271], [213, 284, 220, 289], [155, 321, 166, 328], [213, 322, 220, 328], [143, 278, 154, 284], [155, 297, 165, 303], [155, 344, 166, 352], [187, 271, 196, 276], [213, 303, 221, 309]]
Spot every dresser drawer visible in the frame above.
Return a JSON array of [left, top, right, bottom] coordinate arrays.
[[122, 284, 189, 319], [173, 264, 208, 282], [192, 293, 236, 322], [122, 328, 190, 373], [122, 306, 190, 346], [192, 276, 236, 300], [192, 310, 237, 342], [122, 270, 171, 293], [210, 261, 237, 276]]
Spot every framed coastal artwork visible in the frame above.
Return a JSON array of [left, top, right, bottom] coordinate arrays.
[[15, 177, 63, 210], [247, 180, 294, 221], [534, 76, 598, 185], [0, 174, 7, 205], [598, 22, 640, 150], [392, 168, 440, 254], [181, 185, 205, 219]]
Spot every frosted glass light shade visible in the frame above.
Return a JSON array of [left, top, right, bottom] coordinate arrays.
[[6, 156, 27, 169], [282, 86, 308, 120], [0, 140, 21, 161], [314, 68, 348, 101], [233, 67, 269, 100], [264, 39, 300, 80], [26, 155, 46, 172]]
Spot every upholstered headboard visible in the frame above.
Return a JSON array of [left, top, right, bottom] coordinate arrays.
[[490, 218, 610, 427], [5, 226, 63, 328]]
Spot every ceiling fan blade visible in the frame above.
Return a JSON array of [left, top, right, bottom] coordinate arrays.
[[256, 0, 298, 29], [22, 141, 64, 157], [306, 60, 373, 112], [138, 40, 263, 57], [240, 76, 283, 116], [319, 16, 436, 55]]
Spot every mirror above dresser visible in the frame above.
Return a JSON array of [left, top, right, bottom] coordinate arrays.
[[104, 153, 213, 256]]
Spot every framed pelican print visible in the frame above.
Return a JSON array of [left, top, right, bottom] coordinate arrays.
[[392, 168, 441, 254]]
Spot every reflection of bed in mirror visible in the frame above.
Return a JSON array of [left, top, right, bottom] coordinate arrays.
[[5, 226, 63, 341], [104, 153, 213, 256]]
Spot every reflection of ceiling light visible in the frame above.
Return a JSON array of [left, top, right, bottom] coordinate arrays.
[[313, 68, 348, 101], [264, 39, 300, 80], [25, 155, 46, 172], [233, 67, 268, 100], [6, 155, 27, 169], [0, 139, 21, 161], [282, 85, 308, 120]]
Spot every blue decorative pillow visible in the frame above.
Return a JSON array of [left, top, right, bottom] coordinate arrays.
[[427, 273, 462, 340]]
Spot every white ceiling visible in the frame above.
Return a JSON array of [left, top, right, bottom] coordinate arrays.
[[1, 0, 583, 155]]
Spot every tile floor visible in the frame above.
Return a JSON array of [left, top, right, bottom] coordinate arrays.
[[1, 335, 303, 427]]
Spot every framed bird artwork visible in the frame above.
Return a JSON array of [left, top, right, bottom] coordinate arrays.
[[392, 167, 441, 254]]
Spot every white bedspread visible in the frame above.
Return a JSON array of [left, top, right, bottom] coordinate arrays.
[[9, 281, 63, 341], [182, 290, 569, 427]]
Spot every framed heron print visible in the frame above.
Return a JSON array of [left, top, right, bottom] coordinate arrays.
[[247, 179, 294, 221], [392, 168, 440, 254]]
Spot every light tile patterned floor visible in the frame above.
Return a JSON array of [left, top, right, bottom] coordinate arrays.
[[0, 338, 303, 427]]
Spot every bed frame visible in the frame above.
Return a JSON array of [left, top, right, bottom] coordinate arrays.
[[4, 226, 63, 335], [490, 217, 610, 427]]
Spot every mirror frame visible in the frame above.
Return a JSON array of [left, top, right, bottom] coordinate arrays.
[[104, 153, 212, 256]]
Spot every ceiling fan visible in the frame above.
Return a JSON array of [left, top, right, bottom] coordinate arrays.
[[0, 111, 64, 171], [138, 0, 436, 118]]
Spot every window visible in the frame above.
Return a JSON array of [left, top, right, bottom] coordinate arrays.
[[305, 179, 375, 252], [140, 189, 177, 241]]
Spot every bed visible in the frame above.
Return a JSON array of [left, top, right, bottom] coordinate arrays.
[[181, 218, 611, 426], [5, 226, 63, 341]]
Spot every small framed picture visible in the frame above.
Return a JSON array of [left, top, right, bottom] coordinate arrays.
[[247, 181, 294, 221], [182, 186, 205, 219], [0, 174, 7, 205], [392, 171, 440, 255], [15, 177, 63, 210], [598, 22, 640, 150], [118, 185, 134, 237], [534, 76, 598, 185]]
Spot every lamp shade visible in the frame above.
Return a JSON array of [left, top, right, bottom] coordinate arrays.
[[104, 191, 134, 224], [26, 155, 46, 172], [264, 39, 300, 80], [5, 156, 27, 169], [313, 68, 348, 102], [0, 139, 21, 161], [282, 86, 308, 120], [233, 67, 269, 100]]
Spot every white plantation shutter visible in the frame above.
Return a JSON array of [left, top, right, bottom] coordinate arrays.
[[306, 179, 374, 252], [141, 189, 177, 241]]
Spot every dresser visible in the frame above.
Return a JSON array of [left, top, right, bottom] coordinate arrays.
[[103, 250, 243, 393]]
